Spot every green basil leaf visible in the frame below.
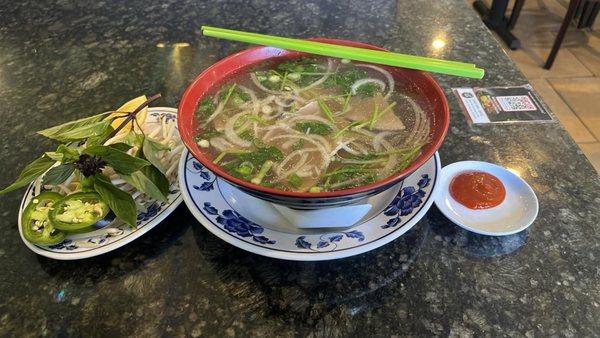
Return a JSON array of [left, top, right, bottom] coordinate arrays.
[[0, 156, 55, 194], [108, 142, 133, 152], [93, 174, 137, 228], [52, 120, 111, 142], [142, 138, 169, 173], [44, 152, 64, 162], [42, 164, 75, 185], [44, 145, 80, 163], [120, 170, 167, 203], [122, 131, 144, 149], [86, 125, 115, 147], [140, 164, 170, 197], [84, 145, 149, 175], [38, 112, 112, 141]]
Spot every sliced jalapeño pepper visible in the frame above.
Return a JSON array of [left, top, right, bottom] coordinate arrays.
[[22, 192, 66, 245], [49, 192, 110, 231]]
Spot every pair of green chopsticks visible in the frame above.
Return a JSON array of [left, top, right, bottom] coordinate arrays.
[[201, 26, 485, 79]]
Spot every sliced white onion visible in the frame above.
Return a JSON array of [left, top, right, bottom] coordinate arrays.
[[341, 143, 361, 155], [329, 139, 355, 157], [400, 94, 429, 145], [210, 136, 235, 152], [268, 134, 330, 170], [250, 73, 284, 95], [224, 112, 252, 148], [356, 64, 395, 99], [296, 59, 334, 92], [204, 99, 227, 125], [350, 78, 386, 96]]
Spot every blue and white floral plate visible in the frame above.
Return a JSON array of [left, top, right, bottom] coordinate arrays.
[[17, 108, 183, 260], [180, 150, 441, 261]]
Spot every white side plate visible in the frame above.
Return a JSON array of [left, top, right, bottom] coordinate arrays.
[[434, 161, 539, 236]]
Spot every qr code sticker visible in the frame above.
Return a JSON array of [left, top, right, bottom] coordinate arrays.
[[496, 95, 537, 112]]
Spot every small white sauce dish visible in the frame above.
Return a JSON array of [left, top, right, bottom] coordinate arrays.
[[434, 161, 538, 236]]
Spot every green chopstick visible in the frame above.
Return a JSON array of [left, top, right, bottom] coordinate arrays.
[[201, 26, 485, 79], [203, 26, 475, 70]]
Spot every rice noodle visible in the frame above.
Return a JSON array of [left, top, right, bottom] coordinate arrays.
[[339, 158, 388, 165], [296, 165, 315, 177], [356, 64, 395, 99], [276, 151, 310, 180], [274, 95, 295, 107], [238, 85, 260, 114], [373, 131, 394, 151]]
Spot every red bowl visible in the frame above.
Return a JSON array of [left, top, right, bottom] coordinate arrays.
[[178, 38, 449, 208]]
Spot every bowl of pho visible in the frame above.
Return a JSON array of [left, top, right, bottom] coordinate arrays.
[[178, 38, 449, 209]]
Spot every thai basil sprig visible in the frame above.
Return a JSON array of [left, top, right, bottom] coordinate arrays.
[[0, 94, 167, 228]]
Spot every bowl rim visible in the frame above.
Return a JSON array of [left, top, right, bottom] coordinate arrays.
[[178, 38, 449, 199]]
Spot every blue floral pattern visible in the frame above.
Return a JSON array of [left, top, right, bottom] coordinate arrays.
[[203, 202, 276, 244], [381, 174, 430, 229], [185, 151, 437, 254], [295, 230, 365, 250], [190, 160, 215, 191], [48, 239, 78, 250], [137, 202, 162, 224], [150, 111, 176, 123]]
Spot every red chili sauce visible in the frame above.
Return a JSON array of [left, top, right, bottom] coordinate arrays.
[[449, 171, 506, 209]]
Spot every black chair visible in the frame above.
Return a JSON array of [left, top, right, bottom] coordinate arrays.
[[545, 0, 599, 69]]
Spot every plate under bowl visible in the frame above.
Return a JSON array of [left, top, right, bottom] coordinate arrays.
[[179, 150, 441, 261]]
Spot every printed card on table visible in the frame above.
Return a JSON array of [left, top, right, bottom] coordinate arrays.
[[453, 84, 554, 124]]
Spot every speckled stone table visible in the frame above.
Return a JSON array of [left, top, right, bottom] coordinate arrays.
[[0, 0, 599, 336]]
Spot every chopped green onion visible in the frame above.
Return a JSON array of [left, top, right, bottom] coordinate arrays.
[[219, 84, 237, 110], [236, 161, 255, 176], [279, 72, 288, 90], [251, 160, 273, 185], [368, 101, 379, 130], [334, 121, 362, 139], [342, 93, 352, 113], [288, 72, 301, 81], [287, 173, 302, 188], [309, 186, 322, 193], [214, 152, 228, 164], [317, 99, 335, 123]]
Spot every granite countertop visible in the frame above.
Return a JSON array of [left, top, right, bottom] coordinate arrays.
[[0, 0, 599, 336]]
